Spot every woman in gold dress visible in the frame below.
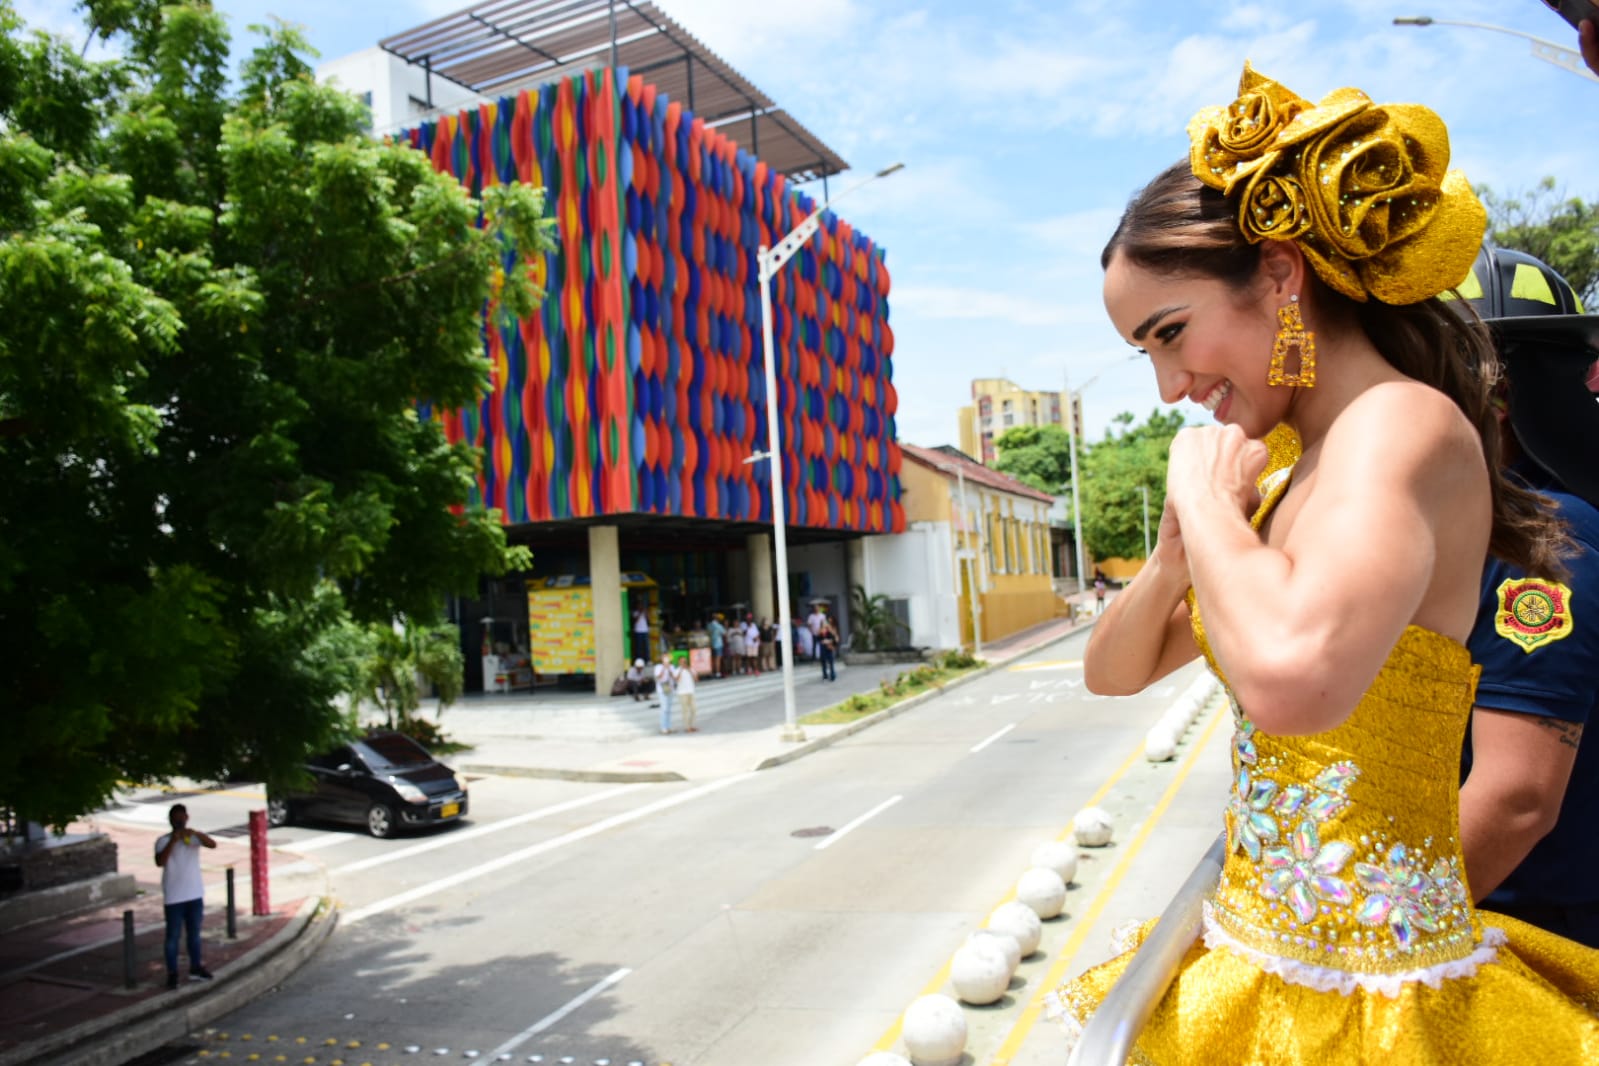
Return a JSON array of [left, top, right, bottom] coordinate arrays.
[[1050, 65, 1599, 1062]]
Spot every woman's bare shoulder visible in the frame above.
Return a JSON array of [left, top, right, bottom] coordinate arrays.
[[1325, 380, 1483, 478]]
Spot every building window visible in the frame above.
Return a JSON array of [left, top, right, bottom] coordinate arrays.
[[1003, 413, 1015, 427]]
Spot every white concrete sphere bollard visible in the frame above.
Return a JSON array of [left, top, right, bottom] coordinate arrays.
[[951, 935, 1012, 1005], [1017, 866, 1068, 919], [902, 994, 967, 1066], [1144, 723, 1177, 762], [1073, 806, 1115, 847], [1030, 840, 1079, 886], [857, 1055, 913, 1066], [967, 928, 1022, 975], [988, 900, 1043, 957]]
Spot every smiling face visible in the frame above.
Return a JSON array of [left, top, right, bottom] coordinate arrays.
[[1103, 249, 1294, 439]]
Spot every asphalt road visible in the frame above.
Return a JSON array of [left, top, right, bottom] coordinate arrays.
[[109, 628, 1229, 1066]]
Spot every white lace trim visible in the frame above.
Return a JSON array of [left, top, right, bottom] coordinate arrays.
[[1202, 901, 1508, 998]]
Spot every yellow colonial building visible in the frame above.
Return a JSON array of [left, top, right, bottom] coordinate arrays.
[[897, 444, 1060, 647]]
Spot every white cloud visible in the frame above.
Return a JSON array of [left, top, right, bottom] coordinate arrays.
[[892, 285, 1083, 327]]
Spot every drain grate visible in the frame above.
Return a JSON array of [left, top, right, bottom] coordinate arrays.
[[791, 826, 834, 839]]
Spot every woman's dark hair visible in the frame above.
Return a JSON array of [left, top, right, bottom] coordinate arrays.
[[1102, 161, 1570, 579]]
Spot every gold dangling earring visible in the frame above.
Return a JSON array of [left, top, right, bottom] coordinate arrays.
[[1269, 294, 1317, 388]]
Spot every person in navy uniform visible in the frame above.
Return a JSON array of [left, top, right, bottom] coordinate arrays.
[[1457, 247, 1599, 948]]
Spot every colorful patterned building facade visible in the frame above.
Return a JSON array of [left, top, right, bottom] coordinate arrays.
[[408, 66, 904, 536]]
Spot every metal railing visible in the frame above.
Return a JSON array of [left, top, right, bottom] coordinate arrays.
[[1066, 832, 1226, 1066]]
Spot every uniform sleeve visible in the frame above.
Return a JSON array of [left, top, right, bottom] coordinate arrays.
[[1468, 526, 1599, 726]]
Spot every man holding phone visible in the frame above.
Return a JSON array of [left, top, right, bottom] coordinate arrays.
[[154, 803, 217, 988]]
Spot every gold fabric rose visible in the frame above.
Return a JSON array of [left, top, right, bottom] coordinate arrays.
[[1188, 63, 1309, 195], [1238, 172, 1311, 242], [1187, 66, 1487, 305]]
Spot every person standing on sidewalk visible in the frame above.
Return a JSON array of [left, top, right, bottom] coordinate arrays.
[[817, 619, 839, 681], [631, 607, 651, 664], [758, 616, 776, 672], [653, 652, 676, 733], [706, 614, 726, 678], [154, 804, 216, 989], [671, 656, 699, 732]]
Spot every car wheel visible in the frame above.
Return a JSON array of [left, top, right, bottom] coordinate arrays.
[[366, 803, 396, 839], [267, 796, 293, 828]]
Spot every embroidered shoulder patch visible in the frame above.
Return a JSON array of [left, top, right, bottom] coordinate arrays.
[[1493, 578, 1575, 653]]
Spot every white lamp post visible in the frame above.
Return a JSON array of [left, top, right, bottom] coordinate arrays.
[[1140, 483, 1151, 560], [757, 163, 904, 743], [1393, 16, 1598, 82]]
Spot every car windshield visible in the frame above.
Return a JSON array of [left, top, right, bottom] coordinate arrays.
[[354, 734, 433, 771]]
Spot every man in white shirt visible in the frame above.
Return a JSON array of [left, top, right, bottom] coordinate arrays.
[[631, 607, 651, 663], [671, 656, 699, 732], [624, 658, 650, 701], [154, 803, 217, 989]]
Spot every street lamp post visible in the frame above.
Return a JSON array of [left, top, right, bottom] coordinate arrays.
[[1393, 16, 1598, 82], [1140, 483, 1151, 560], [1067, 406, 1087, 595], [758, 163, 904, 743], [931, 460, 983, 656]]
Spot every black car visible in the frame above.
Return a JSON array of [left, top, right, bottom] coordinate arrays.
[[266, 732, 469, 838]]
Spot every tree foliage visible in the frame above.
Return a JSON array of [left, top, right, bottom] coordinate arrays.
[[849, 584, 908, 651], [1480, 177, 1599, 308], [1080, 409, 1186, 561], [1, 1, 554, 826], [992, 423, 1072, 495]]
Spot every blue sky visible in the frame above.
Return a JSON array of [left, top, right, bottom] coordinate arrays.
[[17, 0, 1599, 445]]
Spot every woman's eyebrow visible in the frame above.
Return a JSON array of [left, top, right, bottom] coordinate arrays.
[[1132, 305, 1187, 342]]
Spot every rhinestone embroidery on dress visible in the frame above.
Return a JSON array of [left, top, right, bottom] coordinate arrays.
[[1214, 696, 1484, 977]]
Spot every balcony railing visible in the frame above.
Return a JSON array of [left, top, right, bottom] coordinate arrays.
[[1066, 831, 1226, 1066]]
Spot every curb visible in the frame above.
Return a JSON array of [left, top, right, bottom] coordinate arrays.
[[3, 895, 339, 1066], [754, 618, 1099, 772]]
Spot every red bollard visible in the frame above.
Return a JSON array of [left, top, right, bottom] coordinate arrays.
[[248, 809, 270, 917]]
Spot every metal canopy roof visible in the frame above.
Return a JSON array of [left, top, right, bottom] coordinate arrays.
[[379, 0, 848, 182]]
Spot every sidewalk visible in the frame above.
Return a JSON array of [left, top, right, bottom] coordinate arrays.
[[0, 602, 1100, 1066], [0, 822, 335, 1066], [428, 604, 1102, 781]]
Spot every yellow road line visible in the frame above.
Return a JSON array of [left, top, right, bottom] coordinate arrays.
[[866, 712, 1168, 1054], [986, 700, 1230, 1065]]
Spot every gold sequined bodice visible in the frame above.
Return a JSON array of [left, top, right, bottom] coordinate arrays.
[[1198, 620, 1486, 977]]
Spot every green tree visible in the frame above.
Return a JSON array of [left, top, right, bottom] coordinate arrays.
[[849, 585, 908, 651], [362, 620, 466, 729], [992, 423, 1073, 494], [1480, 178, 1599, 307], [1, 1, 553, 827], [1080, 410, 1186, 560]]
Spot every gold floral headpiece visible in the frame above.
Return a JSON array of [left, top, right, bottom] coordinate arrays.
[[1188, 63, 1486, 305]]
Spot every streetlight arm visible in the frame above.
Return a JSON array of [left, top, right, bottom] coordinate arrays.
[[760, 163, 906, 277], [760, 211, 822, 277], [1393, 15, 1598, 81]]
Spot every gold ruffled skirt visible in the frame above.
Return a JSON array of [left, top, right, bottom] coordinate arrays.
[[1051, 911, 1599, 1064]]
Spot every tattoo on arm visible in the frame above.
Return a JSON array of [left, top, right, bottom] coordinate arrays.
[[1533, 716, 1585, 752]]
